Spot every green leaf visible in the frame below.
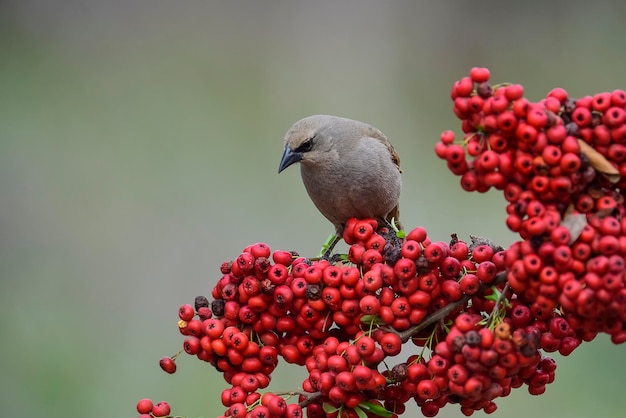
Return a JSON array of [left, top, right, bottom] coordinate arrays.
[[484, 287, 501, 302], [358, 401, 393, 417], [323, 403, 339, 414], [318, 233, 338, 257], [337, 253, 350, 263], [360, 315, 385, 325], [353, 406, 368, 418], [395, 229, 406, 239]]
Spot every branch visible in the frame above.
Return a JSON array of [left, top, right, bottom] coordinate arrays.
[[296, 391, 323, 408], [388, 271, 508, 343]]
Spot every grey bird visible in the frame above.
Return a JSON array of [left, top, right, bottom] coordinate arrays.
[[278, 115, 402, 251]]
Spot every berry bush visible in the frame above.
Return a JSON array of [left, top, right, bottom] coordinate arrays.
[[137, 68, 626, 418]]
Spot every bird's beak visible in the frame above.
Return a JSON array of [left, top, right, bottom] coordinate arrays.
[[278, 146, 303, 173]]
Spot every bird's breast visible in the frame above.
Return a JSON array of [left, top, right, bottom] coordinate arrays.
[[300, 160, 400, 225]]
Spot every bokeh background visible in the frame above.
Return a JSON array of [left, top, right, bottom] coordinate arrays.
[[1, 1, 625, 417]]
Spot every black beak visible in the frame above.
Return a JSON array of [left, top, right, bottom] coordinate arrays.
[[278, 146, 303, 173]]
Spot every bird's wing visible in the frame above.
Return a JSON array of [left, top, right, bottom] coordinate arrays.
[[367, 130, 401, 173], [363, 130, 402, 228]]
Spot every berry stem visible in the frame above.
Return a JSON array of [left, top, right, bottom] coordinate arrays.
[[485, 282, 511, 328]]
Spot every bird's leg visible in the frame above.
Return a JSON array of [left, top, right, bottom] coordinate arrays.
[[380, 218, 394, 230], [318, 233, 341, 260]]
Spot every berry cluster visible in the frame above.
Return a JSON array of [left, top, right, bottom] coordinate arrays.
[[436, 68, 626, 343], [137, 220, 581, 418], [136, 69, 626, 418]]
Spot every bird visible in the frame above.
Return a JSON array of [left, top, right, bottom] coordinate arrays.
[[278, 115, 402, 253]]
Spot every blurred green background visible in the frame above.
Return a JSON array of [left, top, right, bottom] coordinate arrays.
[[1, 1, 625, 417]]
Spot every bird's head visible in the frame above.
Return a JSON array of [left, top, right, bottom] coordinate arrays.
[[278, 115, 338, 173]]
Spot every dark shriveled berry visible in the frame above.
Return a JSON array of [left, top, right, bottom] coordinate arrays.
[[384, 243, 402, 265], [465, 330, 481, 346], [476, 82, 492, 98], [390, 363, 408, 382], [306, 284, 322, 300], [415, 255, 431, 275], [261, 278, 276, 295], [195, 295, 210, 311], [211, 299, 225, 317]]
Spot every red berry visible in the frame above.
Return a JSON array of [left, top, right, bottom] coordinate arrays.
[[460, 273, 480, 295], [354, 220, 375, 242], [506, 84, 525, 100], [417, 378, 440, 400], [401, 240, 422, 259], [572, 107, 592, 126], [446, 144, 467, 164], [136, 398, 154, 414], [440, 130, 455, 144], [359, 294, 381, 315], [441, 257, 462, 279], [470, 67, 490, 83], [435, 142, 449, 159], [286, 403, 303, 418], [152, 401, 171, 417], [527, 107, 549, 128], [272, 250, 293, 266], [379, 332, 402, 356], [178, 304, 195, 322], [448, 364, 469, 385], [603, 107, 626, 127], [547, 87, 568, 102], [250, 242, 271, 258], [250, 405, 271, 418], [394, 257, 417, 281], [592, 92, 612, 112], [424, 242, 448, 264], [391, 297, 411, 319], [454, 77, 474, 97], [159, 356, 177, 374]]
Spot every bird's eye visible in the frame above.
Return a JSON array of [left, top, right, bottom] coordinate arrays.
[[296, 136, 315, 153]]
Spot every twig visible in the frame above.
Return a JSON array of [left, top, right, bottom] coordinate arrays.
[[388, 271, 508, 343], [293, 391, 323, 408]]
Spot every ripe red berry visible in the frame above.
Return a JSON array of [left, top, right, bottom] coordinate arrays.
[[459, 273, 480, 295], [136, 398, 154, 414], [359, 294, 381, 316], [470, 67, 490, 83], [417, 378, 440, 400], [572, 106, 592, 126], [447, 364, 469, 385], [445, 144, 467, 165], [249, 405, 271, 418], [159, 356, 177, 374], [272, 250, 293, 266], [151, 401, 171, 417], [592, 92, 612, 112], [249, 242, 271, 258], [526, 107, 548, 128], [435, 142, 448, 159], [454, 77, 474, 97], [393, 257, 417, 281], [379, 332, 402, 356], [178, 304, 195, 322]]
